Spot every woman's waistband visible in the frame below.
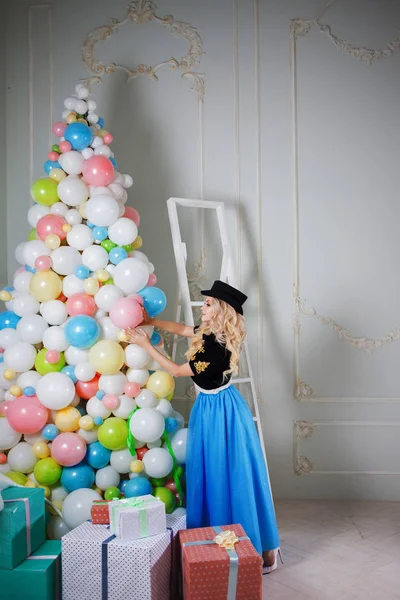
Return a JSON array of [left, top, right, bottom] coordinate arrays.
[[194, 381, 232, 395]]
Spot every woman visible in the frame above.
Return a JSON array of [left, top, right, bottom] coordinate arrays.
[[125, 280, 281, 572]]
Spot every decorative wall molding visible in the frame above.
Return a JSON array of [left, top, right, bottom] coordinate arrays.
[[294, 420, 400, 475], [81, 0, 205, 100], [291, 0, 400, 402]]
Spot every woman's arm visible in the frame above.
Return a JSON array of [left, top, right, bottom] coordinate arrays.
[[144, 313, 195, 338], [125, 328, 194, 378]]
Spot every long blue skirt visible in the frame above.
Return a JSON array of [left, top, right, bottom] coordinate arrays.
[[186, 384, 280, 555]]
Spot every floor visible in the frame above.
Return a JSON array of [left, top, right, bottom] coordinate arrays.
[[263, 500, 400, 599]]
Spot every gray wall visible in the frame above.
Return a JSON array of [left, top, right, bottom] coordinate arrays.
[[0, 13, 7, 288]]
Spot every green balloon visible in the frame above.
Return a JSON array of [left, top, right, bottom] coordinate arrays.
[[27, 228, 38, 241], [5, 471, 27, 485], [150, 477, 167, 487], [153, 486, 176, 514], [104, 278, 114, 286], [166, 391, 174, 402], [104, 486, 121, 500], [122, 243, 133, 252], [98, 417, 128, 451], [35, 348, 66, 375], [51, 144, 60, 154], [101, 239, 117, 253], [30, 178, 59, 206], [34, 458, 62, 486]]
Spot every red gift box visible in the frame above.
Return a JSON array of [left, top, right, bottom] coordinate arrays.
[[91, 500, 111, 524], [179, 524, 262, 600]]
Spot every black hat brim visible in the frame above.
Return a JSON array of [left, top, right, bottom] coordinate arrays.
[[200, 289, 244, 315]]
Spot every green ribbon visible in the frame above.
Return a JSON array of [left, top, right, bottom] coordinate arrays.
[[127, 407, 140, 456], [109, 496, 156, 537]]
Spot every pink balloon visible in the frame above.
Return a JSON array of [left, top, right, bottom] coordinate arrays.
[[0, 401, 12, 417], [48, 151, 59, 162], [51, 432, 87, 466], [147, 274, 157, 286], [8, 395, 49, 434], [59, 141, 72, 153], [35, 255, 53, 272], [76, 374, 99, 400], [37, 214, 67, 241], [103, 133, 113, 145], [82, 156, 114, 186], [109, 297, 143, 329], [123, 206, 140, 226], [66, 293, 96, 317], [46, 350, 61, 364], [130, 294, 144, 305], [102, 394, 119, 410], [124, 382, 140, 398], [52, 121, 67, 137]]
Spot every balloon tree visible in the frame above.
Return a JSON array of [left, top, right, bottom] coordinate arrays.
[[0, 83, 187, 538]]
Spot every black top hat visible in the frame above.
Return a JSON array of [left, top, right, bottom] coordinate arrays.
[[200, 280, 248, 315]]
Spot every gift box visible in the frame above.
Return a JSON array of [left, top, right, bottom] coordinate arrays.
[[91, 500, 111, 524], [180, 524, 262, 600], [0, 539, 61, 600], [0, 487, 46, 570], [62, 512, 186, 600], [109, 494, 166, 541]]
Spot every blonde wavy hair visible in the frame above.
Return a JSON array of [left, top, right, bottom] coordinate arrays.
[[185, 297, 246, 378]]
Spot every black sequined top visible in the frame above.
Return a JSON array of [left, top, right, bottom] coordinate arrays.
[[189, 326, 231, 390]]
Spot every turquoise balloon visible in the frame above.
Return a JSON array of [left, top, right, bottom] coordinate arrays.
[[64, 315, 100, 349], [64, 123, 93, 151], [138, 287, 167, 317]]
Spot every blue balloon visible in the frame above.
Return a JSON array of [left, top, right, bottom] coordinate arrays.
[[109, 247, 127, 265], [61, 365, 78, 383], [0, 311, 21, 330], [23, 386, 36, 397], [150, 331, 162, 346], [86, 441, 111, 470], [123, 477, 152, 498], [92, 227, 108, 242], [25, 265, 36, 274], [74, 265, 90, 280], [61, 464, 95, 492], [44, 160, 61, 175], [64, 123, 93, 151], [64, 315, 100, 349], [119, 479, 130, 495], [42, 424, 59, 441], [98, 117, 105, 128], [138, 287, 167, 318], [109, 157, 117, 169], [165, 417, 178, 434]]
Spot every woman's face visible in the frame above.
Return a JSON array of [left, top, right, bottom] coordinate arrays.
[[201, 297, 213, 324]]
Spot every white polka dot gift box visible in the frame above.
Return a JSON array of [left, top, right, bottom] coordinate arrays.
[[62, 512, 186, 600], [179, 524, 262, 600], [108, 494, 167, 541]]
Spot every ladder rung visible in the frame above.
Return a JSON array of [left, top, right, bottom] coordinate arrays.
[[177, 301, 203, 307], [231, 377, 252, 383]]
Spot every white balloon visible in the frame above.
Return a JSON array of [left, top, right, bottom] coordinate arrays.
[[43, 326, 68, 351], [125, 345, 150, 370], [36, 372, 75, 409], [51, 246, 82, 275], [40, 300, 68, 325], [58, 151, 85, 175], [90, 186, 113, 197], [95, 466, 120, 491], [113, 171, 124, 185], [87, 99, 97, 111], [81, 148, 94, 160], [110, 449, 133, 474], [170, 409, 185, 430], [0, 418, 22, 450], [67, 224, 94, 250], [107, 218, 137, 246], [23, 240, 51, 268], [91, 136, 103, 149], [99, 372, 127, 396], [15, 242, 26, 265], [51, 485, 68, 502], [58, 176, 89, 207], [7, 442, 38, 473], [168, 428, 188, 464], [94, 144, 112, 158], [0, 328, 20, 349], [113, 258, 149, 295], [107, 183, 124, 201], [105, 264, 115, 277], [87, 113, 99, 125], [143, 448, 173, 478], [0, 388, 5, 401], [63, 274, 85, 298], [76, 84, 89, 99], [13, 270, 33, 293], [117, 202, 125, 217], [65, 209, 82, 226], [136, 389, 157, 409], [62, 488, 102, 529], [50, 202, 69, 217], [64, 96, 77, 110], [122, 174, 134, 188], [81, 245, 108, 271], [85, 194, 119, 227], [98, 316, 120, 341], [132, 250, 150, 265], [129, 407, 165, 443], [112, 395, 136, 419], [147, 439, 162, 449], [86, 396, 111, 419], [16, 315, 48, 344], [94, 285, 123, 312], [126, 369, 149, 387], [74, 362, 96, 382], [13, 293, 40, 317], [27, 204, 50, 228], [24, 432, 45, 445], [95, 308, 106, 320], [77, 426, 99, 444], [0, 463, 9, 474], [4, 390, 16, 401], [47, 515, 70, 540], [75, 99, 87, 114], [4, 342, 36, 372], [64, 346, 89, 366], [17, 370, 42, 390]]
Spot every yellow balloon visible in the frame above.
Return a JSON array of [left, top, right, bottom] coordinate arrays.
[[45, 234, 61, 249], [25, 480, 37, 488], [33, 441, 50, 459], [39, 485, 51, 498], [9, 385, 22, 397], [88, 340, 125, 375], [79, 202, 88, 219], [79, 415, 94, 431], [77, 118, 88, 125], [146, 371, 175, 399], [49, 168, 66, 183], [0, 290, 12, 302], [96, 270, 110, 283], [62, 224, 72, 233], [130, 459, 144, 473], [3, 369, 16, 381], [54, 407, 81, 432], [52, 499, 63, 511], [132, 235, 143, 250], [84, 278, 100, 295], [30, 270, 62, 302], [66, 112, 77, 124]]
